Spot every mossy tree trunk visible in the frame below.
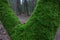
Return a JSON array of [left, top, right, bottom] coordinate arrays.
[[0, 0, 60, 40]]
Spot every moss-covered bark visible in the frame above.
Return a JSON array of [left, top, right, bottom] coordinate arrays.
[[0, 0, 60, 40], [0, 0, 20, 39]]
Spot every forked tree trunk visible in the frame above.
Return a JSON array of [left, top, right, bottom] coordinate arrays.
[[0, 0, 60, 40]]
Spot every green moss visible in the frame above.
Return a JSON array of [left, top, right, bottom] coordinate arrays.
[[0, 0, 20, 38], [0, 0, 60, 40]]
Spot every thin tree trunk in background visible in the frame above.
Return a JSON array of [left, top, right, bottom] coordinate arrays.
[[24, 0, 28, 15], [27, 0, 37, 16], [8, 0, 17, 14], [17, 0, 21, 15]]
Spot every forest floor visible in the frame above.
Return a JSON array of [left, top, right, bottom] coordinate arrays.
[[17, 14, 30, 24], [0, 14, 60, 40], [0, 22, 10, 40]]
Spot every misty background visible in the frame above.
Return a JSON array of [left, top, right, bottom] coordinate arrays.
[[9, 0, 37, 16]]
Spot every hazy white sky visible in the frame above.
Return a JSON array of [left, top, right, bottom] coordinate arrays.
[[20, 0, 22, 4]]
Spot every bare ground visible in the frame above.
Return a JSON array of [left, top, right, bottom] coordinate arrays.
[[0, 22, 10, 40]]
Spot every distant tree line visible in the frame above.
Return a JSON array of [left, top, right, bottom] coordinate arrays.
[[17, 0, 37, 16]]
